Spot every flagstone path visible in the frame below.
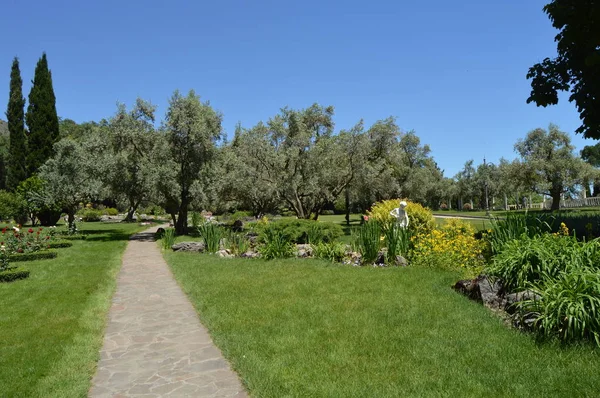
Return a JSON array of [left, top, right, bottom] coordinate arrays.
[[89, 226, 248, 397]]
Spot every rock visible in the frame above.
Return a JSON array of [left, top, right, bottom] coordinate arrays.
[[453, 275, 504, 308], [232, 219, 244, 232], [296, 244, 313, 258], [343, 251, 362, 266], [171, 241, 205, 252], [245, 232, 258, 246], [241, 250, 260, 259], [505, 290, 542, 313], [375, 250, 387, 265], [478, 276, 504, 308], [394, 255, 408, 267], [217, 249, 234, 258]]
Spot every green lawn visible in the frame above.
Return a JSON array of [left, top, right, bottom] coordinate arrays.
[[165, 253, 600, 397], [0, 222, 147, 397]]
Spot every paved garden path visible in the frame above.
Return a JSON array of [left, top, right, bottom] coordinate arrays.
[[89, 225, 248, 397]]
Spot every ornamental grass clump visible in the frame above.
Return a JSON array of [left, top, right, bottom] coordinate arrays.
[[385, 225, 410, 264], [487, 213, 553, 254], [516, 268, 600, 346], [223, 231, 250, 256], [354, 220, 381, 264], [161, 228, 176, 250], [259, 228, 295, 260], [411, 219, 484, 276], [198, 222, 223, 253]]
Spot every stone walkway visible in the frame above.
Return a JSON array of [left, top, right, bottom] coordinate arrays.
[[89, 226, 248, 397]]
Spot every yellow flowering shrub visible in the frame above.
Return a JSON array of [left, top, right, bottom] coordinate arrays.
[[411, 219, 484, 277], [366, 199, 435, 237]]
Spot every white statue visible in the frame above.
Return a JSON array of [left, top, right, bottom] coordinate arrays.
[[390, 200, 409, 228]]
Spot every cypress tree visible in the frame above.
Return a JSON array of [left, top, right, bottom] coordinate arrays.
[[26, 53, 59, 175], [6, 57, 27, 190]]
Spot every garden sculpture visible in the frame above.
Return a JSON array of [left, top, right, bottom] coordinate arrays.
[[390, 200, 409, 228]]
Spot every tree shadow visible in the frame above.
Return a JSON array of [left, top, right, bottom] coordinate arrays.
[[84, 229, 155, 242]]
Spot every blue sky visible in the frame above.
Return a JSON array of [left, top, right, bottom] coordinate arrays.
[[0, 0, 590, 176]]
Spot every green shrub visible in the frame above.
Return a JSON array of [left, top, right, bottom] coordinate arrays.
[[161, 228, 176, 250], [256, 219, 343, 244], [487, 234, 597, 291], [9, 251, 58, 262], [366, 199, 435, 237], [48, 241, 73, 249], [0, 190, 28, 224], [0, 267, 30, 283], [104, 207, 119, 216], [259, 229, 295, 260], [354, 220, 381, 264], [312, 241, 346, 263], [321, 209, 335, 216], [198, 223, 223, 253], [79, 209, 103, 222], [230, 210, 253, 221], [517, 268, 600, 346], [191, 212, 202, 230]]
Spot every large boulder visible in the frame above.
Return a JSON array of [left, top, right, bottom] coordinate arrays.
[[171, 241, 205, 252], [216, 249, 234, 258], [453, 275, 505, 309]]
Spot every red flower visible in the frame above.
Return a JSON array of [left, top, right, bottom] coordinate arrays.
[[28, 228, 34, 233], [17, 248, 23, 253], [39, 228, 43, 231], [46, 236, 50, 240], [37, 231, 40, 235], [363, 215, 369, 221], [1, 228, 6, 233]]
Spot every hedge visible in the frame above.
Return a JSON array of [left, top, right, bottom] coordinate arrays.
[[9, 251, 58, 262], [0, 268, 30, 283], [48, 241, 73, 249]]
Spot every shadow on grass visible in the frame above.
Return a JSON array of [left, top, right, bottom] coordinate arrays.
[[84, 231, 138, 242]]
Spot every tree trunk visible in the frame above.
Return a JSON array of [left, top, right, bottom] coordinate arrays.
[[594, 179, 600, 197], [125, 199, 140, 222], [175, 201, 189, 235], [504, 194, 508, 211], [345, 188, 350, 226], [550, 188, 562, 211], [68, 210, 76, 231]]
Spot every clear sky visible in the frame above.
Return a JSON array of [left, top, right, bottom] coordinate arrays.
[[0, 0, 591, 177]]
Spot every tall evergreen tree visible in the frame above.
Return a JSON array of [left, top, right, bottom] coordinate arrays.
[[26, 53, 59, 175], [6, 57, 27, 190]]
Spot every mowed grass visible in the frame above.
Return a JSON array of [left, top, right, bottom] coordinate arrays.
[[0, 222, 146, 397], [166, 253, 600, 397]]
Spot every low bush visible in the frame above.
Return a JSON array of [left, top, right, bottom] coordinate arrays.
[[312, 241, 347, 263], [487, 234, 599, 292], [79, 209, 103, 222], [516, 268, 600, 346], [48, 241, 73, 249], [487, 213, 553, 254], [259, 229, 295, 260], [411, 219, 484, 277], [0, 267, 30, 283], [104, 207, 119, 216], [366, 199, 435, 237], [320, 209, 335, 216], [255, 219, 343, 244], [9, 251, 58, 262]]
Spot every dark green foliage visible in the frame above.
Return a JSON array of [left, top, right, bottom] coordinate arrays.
[[354, 220, 381, 264], [161, 228, 176, 250], [0, 267, 30, 283], [488, 234, 587, 291], [197, 223, 222, 253], [517, 268, 600, 346], [6, 57, 27, 190], [0, 190, 28, 223], [385, 225, 410, 263], [259, 229, 295, 260], [26, 53, 59, 175], [48, 241, 73, 249], [256, 219, 343, 244], [527, 1, 600, 139], [9, 251, 57, 262]]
